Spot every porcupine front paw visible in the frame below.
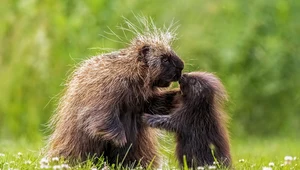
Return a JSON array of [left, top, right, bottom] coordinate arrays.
[[112, 130, 127, 147], [101, 129, 127, 147], [142, 113, 157, 127]]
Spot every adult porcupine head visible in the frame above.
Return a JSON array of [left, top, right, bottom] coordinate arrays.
[[45, 16, 184, 168]]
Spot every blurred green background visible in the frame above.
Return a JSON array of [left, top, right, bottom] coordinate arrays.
[[0, 0, 299, 145]]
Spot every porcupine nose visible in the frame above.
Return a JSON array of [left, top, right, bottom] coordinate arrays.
[[174, 56, 184, 80], [179, 74, 187, 84], [176, 68, 182, 80], [175, 62, 184, 80]]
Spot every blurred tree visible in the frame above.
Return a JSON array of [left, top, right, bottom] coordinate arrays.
[[0, 0, 299, 142]]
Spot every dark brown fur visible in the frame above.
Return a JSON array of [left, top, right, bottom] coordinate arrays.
[[143, 72, 231, 168], [46, 19, 184, 168]]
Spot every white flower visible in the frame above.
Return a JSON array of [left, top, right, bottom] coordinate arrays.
[[51, 157, 60, 162], [268, 162, 274, 167], [17, 152, 22, 156], [0, 153, 5, 157], [91, 167, 98, 170], [61, 164, 70, 169], [40, 164, 51, 169], [53, 165, 62, 170], [197, 167, 205, 170], [262, 167, 272, 170], [284, 156, 293, 161], [239, 159, 245, 163], [208, 165, 216, 169], [101, 165, 110, 170], [40, 158, 49, 165], [284, 156, 293, 165], [24, 160, 32, 165]]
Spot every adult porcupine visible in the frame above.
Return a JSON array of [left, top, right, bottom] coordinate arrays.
[[46, 17, 184, 168], [143, 72, 231, 168]]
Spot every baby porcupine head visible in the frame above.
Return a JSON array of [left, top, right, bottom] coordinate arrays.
[[179, 72, 228, 104]]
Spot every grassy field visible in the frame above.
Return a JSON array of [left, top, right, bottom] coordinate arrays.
[[0, 137, 299, 169]]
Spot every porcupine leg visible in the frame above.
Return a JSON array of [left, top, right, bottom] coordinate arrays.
[[142, 114, 178, 132], [80, 108, 127, 147], [146, 90, 180, 115]]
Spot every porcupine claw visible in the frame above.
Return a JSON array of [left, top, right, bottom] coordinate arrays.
[[112, 130, 127, 147], [142, 114, 155, 127]]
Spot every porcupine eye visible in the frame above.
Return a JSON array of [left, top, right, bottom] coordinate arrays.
[[161, 56, 169, 63], [189, 78, 196, 85]]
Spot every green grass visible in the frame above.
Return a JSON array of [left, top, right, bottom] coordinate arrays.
[[0, 137, 299, 169], [231, 138, 299, 169]]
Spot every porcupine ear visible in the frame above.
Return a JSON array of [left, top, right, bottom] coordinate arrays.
[[138, 45, 150, 63]]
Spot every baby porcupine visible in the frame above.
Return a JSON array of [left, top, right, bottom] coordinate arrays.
[[143, 72, 231, 168], [46, 17, 184, 168]]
